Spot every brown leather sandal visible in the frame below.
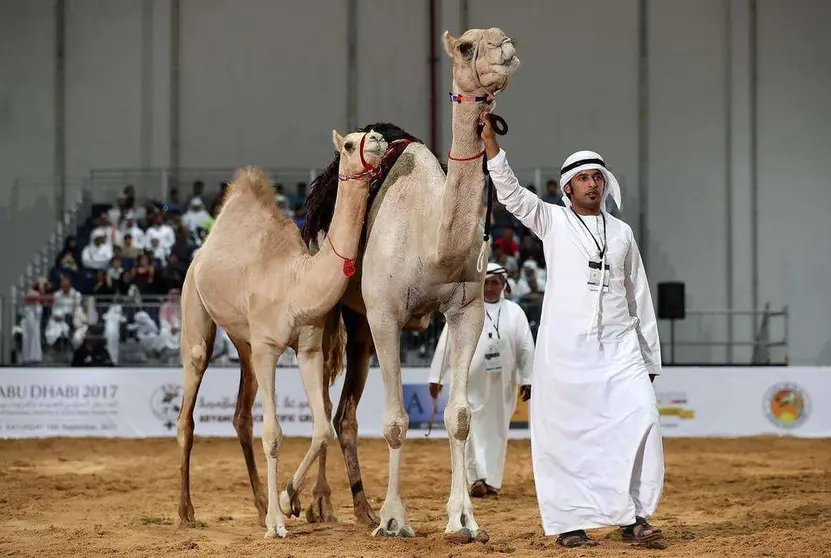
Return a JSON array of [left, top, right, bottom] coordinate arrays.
[[556, 530, 599, 547], [621, 517, 662, 543], [469, 479, 488, 498]]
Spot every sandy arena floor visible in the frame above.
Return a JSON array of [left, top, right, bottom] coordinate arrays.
[[0, 436, 829, 557]]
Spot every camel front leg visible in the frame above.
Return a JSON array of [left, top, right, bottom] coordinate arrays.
[[177, 278, 216, 527], [306, 366, 337, 523], [250, 341, 287, 539], [366, 310, 414, 538], [279, 328, 335, 519], [442, 300, 489, 543]]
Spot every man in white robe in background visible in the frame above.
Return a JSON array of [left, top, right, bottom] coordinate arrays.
[[480, 115, 665, 547], [428, 262, 535, 497]]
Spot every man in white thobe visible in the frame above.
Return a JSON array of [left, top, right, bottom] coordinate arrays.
[[428, 262, 535, 498], [481, 116, 665, 547]]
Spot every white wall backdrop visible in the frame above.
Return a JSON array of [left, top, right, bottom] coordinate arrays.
[[1, 0, 829, 364]]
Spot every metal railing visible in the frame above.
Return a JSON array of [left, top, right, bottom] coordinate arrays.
[[1, 294, 545, 368], [2, 289, 788, 368], [658, 306, 789, 366]]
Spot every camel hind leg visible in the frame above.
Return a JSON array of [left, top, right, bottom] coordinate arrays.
[[229, 337, 267, 527], [279, 324, 335, 520], [176, 274, 217, 527], [331, 305, 378, 527]]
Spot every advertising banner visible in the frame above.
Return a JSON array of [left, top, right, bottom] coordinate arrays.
[[0, 366, 828, 439], [652, 367, 830, 438]]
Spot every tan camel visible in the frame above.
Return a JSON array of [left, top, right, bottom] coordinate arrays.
[[175, 129, 389, 538], [301, 28, 520, 543]]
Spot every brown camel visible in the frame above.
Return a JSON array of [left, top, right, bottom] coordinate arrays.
[[175, 129, 389, 538]]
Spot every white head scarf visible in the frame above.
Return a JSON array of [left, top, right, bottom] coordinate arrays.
[[486, 262, 509, 299], [559, 150, 622, 212]]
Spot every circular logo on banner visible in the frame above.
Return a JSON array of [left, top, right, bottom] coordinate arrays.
[[150, 383, 183, 431], [764, 383, 810, 429]]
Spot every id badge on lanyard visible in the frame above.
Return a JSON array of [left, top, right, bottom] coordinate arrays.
[[587, 260, 610, 292], [484, 332, 503, 374]]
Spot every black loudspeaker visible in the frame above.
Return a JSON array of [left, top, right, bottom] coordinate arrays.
[[657, 282, 686, 320]]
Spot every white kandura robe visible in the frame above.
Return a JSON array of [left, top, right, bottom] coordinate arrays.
[[429, 298, 535, 490], [487, 148, 665, 535]]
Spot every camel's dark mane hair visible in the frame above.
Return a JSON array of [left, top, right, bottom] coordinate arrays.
[[301, 122, 433, 247]]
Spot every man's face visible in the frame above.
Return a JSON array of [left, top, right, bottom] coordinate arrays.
[[60, 276, 70, 292], [483, 275, 504, 302], [566, 169, 606, 210]]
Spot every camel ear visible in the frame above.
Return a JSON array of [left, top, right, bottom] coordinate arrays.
[[442, 31, 457, 58], [332, 130, 344, 152]]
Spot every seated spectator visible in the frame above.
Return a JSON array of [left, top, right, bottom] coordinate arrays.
[[44, 310, 71, 353], [82, 230, 114, 270], [56, 235, 80, 268], [107, 256, 130, 294], [160, 253, 185, 291], [129, 309, 164, 357], [189, 179, 209, 208], [91, 269, 116, 298], [171, 226, 195, 263], [107, 195, 130, 229], [120, 234, 139, 260], [519, 232, 545, 265], [514, 260, 546, 302], [165, 186, 184, 214], [131, 253, 156, 294], [494, 228, 520, 258], [52, 275, 82, 317], [116, 214, 146, 251], [149, 237, 170, 265], [145, 212, 176, 251], [490, 243, 518, 277], [182, 197, 212, 245], [71, 328, 114, 367]]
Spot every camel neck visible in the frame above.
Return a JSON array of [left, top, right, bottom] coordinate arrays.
[[327, 178, 368, 255], [434, 82, 488, 270], [299, 177, 369, 319]]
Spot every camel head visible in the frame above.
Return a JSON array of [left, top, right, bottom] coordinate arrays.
[[443, 27, 520, 95], [332, 129, 389, 183]]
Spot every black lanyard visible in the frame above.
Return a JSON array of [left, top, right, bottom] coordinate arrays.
[[571, 209, 607, 259], [485, 305, 502, 339]]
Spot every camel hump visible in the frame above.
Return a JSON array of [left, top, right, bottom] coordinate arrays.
[[225, 166, 276, 211]]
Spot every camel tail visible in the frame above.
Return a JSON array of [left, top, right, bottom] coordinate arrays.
[[223, 166, 276, 213], [322, 305, 347, 387]]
